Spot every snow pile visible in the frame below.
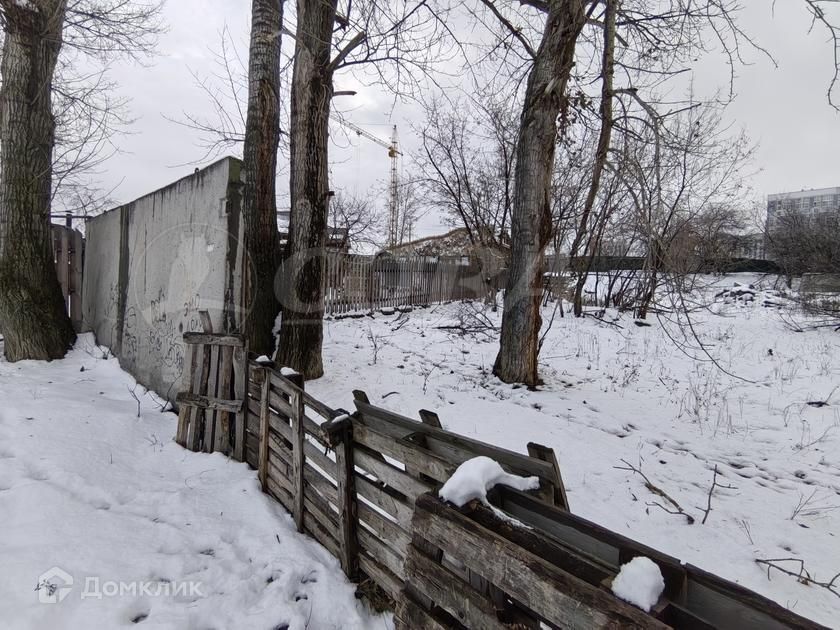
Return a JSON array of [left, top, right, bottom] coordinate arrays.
[[439, 456, 539, 507], [254, 354, 273, 364], [611, 557, 665, 613]]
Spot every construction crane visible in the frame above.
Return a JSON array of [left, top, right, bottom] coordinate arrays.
[[331, 115, 401, 248]]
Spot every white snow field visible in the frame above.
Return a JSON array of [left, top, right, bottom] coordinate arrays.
[[0, 335, 384, 630], [309, 274, 840, 627]]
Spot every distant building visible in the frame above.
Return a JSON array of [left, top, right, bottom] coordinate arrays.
[[727, 232, 765, 259], [767, 186, 840, 231], [277, 209, 349, 254], [385, 227, 508, 264]]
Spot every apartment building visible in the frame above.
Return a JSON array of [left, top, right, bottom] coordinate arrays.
[[767, 186, 840, 230]]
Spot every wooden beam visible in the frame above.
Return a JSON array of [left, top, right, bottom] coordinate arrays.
[[233, 344, 247, 461], [405, 545, 505, 630], [527, 442, 569, 509], [175, 392, 243, 413], [183, 332, 245, 347], [215, 344, 234, 454], [258, 368, 271, 491], [334, 421, 359, 579], [353, 398, 554, 480], [291, 386, 306, 533]]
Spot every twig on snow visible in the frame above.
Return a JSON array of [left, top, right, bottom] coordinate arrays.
[[127, 385, 142, 418], [756, 557, 840, 599], [615, 458, 695, 524], [700, 464, 735, 524]]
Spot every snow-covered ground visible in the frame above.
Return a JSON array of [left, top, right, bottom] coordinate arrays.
[[1, 273, 837, 628], [310, 274, 839, 627], [0, 335, 384, 630]]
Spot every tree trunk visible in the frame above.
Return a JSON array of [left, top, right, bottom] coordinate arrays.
[[275, 0, 336, 379], [0, 0, 76, 361], [571, 0, 616, 317], [241, 0, 283, 356], [493, 1, 587, 387]]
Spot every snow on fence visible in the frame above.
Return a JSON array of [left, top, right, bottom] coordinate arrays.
[[174, 344, 825, 629], [51, 224, 84, 331], [323, 254, 492, 316]]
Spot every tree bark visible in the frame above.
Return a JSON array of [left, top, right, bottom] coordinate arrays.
[[275, 0, 337, 379], [0, 0, 76, 361], [493, 0, 587, 387], [241, 0, 283, 356]]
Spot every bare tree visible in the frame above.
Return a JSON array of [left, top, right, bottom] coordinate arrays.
[[614, 102, 753, 318], [418, 93, 517, 249], [469, 0, 840, 385], [0, 0, 161, 361], [393, 179, 425, 246], [329, 191, 384, 250], [768, 208, 840, 278], [241, 0, 284, 355]]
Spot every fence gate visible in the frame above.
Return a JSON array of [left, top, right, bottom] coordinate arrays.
[[51, 224, 84, 331]]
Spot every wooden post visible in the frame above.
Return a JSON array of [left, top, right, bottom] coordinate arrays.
[[258, 366, 271, 491], [232, 343, 247, 461], [203, 345, 220, 452], [527, 442, 569, 511], [418, 409, 442, 429], [187, 344, 211, 451], [215, 344, 234, 454], [329, 414, 359, 579], [176, 342, 197, 446], [286, 371, 306, 533], [69, 229, 83, 330]]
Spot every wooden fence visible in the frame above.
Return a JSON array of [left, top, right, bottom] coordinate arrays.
[[51, 224, 84, 331], [175, 348, 825, 630], [323, 254, 492, 316]]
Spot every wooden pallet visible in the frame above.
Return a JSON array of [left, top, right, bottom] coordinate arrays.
[[397, 493, 827, 630], [175, 313, 247, 457]]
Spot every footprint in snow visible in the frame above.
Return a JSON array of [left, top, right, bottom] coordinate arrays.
[[23, 463, 49, 481]]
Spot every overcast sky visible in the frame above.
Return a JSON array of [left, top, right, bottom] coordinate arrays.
[[100, 1, 840, 238]]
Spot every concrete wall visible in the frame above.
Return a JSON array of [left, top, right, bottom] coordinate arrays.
[[83, 157, 244, 399]]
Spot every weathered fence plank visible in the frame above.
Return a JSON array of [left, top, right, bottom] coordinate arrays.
[[332, 418, 359, 578], [291, 387, 306, 532], [411, 494, 670, 629], [258, 368, 271, 491], [405, 546, 506, 630]]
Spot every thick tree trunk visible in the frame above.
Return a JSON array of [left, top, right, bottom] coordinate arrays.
[[241, 0, 283, 356], [275, 0, 336, 379], [493, 0, 587, 387], [0, 1, 76, 361]]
